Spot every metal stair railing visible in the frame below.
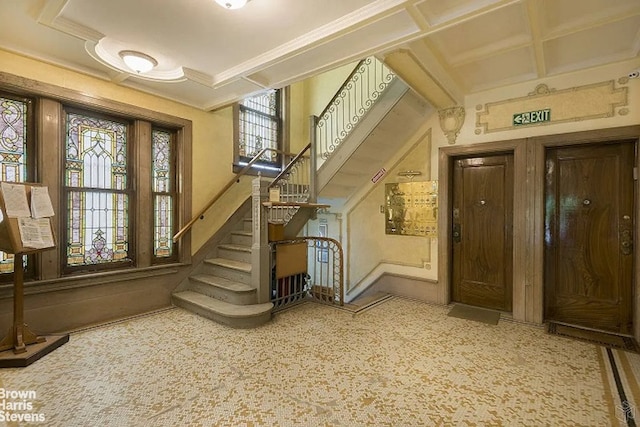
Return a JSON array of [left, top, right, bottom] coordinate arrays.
[[266, 142, 312, 225], [314, 56, 396, 169], [270, 236, 344, 312]]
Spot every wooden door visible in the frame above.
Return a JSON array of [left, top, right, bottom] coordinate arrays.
[[545, 142, 635, 334], [452, 154, 513, 311]]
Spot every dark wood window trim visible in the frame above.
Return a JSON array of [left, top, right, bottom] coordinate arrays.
[[0, 71, 192, 284], [232, 88, 289, 177]]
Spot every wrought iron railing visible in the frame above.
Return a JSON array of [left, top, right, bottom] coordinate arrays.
[[266, 143, 312, 224], [270, 237, 344, 312], [315, 57, 396, 166]]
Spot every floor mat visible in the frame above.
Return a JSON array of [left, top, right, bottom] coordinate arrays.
[[447, 304, 500, 325], [548, 322, 638, 352]]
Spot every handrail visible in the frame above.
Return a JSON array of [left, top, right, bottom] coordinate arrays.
[[172, 147, 281, 243], [317, 58, 367, 120], [268, 142, 311, 189]]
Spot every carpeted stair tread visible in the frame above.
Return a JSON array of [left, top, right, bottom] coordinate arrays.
[[218, 243, 251, 252], [205, 258, 251, 272], [173, 291, 272, 317], [190, 274, 255, 293]]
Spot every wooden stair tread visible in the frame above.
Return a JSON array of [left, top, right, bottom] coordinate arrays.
[[174, 291, 272, 317], [205, 258, 251, 272], [190, 274, 254, 293]]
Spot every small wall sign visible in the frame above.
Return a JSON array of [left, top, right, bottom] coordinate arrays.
[[371, 168, 386, 183], [513, 109, 551, 126]]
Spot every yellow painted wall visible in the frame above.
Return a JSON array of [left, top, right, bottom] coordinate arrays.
[[0, 49, 244, 254], [338, 58, 640, 300], [346, 132, 432, 287], [303, 61, 358, 119]]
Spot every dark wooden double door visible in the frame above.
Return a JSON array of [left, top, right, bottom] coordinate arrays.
[[451, 142, 635, 333], [545, 142, 635, 334]]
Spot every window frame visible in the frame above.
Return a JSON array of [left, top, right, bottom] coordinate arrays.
[[233, 88, 289, 176], [0, 71, 192, 282], [0, 91, 37, 283], [61, 107, 136, 274], [151, 126, 178, 264]]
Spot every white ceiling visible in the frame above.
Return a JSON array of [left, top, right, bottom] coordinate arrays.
[[0, 0, 638, 111]]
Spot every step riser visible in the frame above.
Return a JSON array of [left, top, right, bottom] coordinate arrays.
[[231, 233, 252, 246], [172, 295, 270, 329], [189, 280, 256, 305], [243, 219, 253, 233], [203, 264, 251, 284], [218, 248, 251, 263]]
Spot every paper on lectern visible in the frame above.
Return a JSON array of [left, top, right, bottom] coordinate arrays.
[[0, 182, 31, 218], [17, 217, 55, 249], [31, 186, 55, 218]]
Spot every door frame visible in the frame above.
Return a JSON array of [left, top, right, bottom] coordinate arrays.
[[438, 126, 640, 336]]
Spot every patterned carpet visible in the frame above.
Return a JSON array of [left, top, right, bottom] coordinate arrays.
[[0, 297, 637, 426]]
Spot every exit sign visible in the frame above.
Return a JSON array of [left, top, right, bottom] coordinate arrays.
[[513, 109, 551, 126]]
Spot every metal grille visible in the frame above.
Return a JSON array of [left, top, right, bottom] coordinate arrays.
[[239, 90, 280, 164], [271, 237, 343, 312]]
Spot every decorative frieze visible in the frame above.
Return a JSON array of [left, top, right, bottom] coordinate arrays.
[[475, 81, 628, 134]]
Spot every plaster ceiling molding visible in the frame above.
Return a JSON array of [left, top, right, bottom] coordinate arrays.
[[384, 49, 456, 109], [39, 0, 215, 87], [85, 39, 188, 82], [542, 15, 640, 76], [438, 106, 465, 145], [424, 2, 535, 93], [414, 0, 506, 27]]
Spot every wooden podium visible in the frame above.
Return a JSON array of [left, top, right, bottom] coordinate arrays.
[[0, 182, 69, 367]]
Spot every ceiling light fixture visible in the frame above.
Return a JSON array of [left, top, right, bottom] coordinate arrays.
[[119, 50, 158, 74], [215, 0, 249, 9]]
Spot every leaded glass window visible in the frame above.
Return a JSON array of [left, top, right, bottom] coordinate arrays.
[[0, 95, 29, 274], [64, 111, 131, 268], [238, 89, 281, 166], [152, 128, 175, 260]]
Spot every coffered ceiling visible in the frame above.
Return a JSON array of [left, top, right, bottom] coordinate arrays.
[[0, 0, 638, 110]]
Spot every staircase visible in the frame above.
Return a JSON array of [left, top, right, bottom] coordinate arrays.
[[172, 214, 273, 328]]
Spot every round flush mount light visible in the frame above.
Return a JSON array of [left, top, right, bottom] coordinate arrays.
[[215, 0, 249, 9], [119, 50, 158, 74]]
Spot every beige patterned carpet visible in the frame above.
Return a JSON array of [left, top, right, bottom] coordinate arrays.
[[0, 297, 637, 426]]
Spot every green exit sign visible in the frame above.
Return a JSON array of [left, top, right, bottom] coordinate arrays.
[[513, 109, 551, 126]]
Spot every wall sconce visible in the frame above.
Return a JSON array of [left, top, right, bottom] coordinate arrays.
[[215, 0, 250, 9], [119, 50, 157, 74], [438, 106, 465, 145]]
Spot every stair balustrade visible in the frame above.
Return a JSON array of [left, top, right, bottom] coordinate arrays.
[[314, 57, 396, 169], [270, 237, 344, 312]]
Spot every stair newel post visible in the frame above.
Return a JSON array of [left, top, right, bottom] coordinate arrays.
[[251, 176, 271, 304], [309, 115, 318, 204]]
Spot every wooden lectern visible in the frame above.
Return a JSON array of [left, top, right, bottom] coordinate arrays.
[[0, 182, 69, 367]]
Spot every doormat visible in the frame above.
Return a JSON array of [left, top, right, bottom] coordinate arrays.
[[447, 304, 500, 325], [547, 322, 638, 352]]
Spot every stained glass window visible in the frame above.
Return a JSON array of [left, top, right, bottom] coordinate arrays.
[[0, 96, 29, 273], [152, 128, 174, 259], [238, 90, 281, 165], [65, 112, 130, 267]]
